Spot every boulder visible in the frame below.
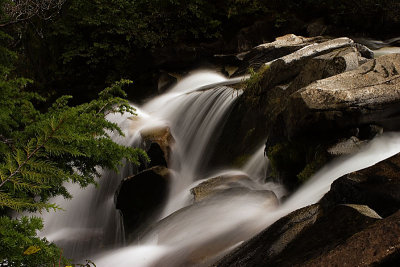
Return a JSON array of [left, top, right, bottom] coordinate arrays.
[[302, 210, 400, 267], [265, 53, 400, 188], [321, 152, 400, 218], [147, 189, 279, 267], [211, 37, 364, 171], [190, 173, 258, 202], [215, 204, 381, 267], [140, 125, 174, 164], [233, 34, 329, 76], [279, 52, 400, 148], [115, 166, 170, 238]]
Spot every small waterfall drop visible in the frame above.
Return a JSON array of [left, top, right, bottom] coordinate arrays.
[[40, 70, 245, 260]]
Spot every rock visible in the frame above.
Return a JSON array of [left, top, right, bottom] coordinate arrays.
[[284, 53, 400, 139], [140, 125, 174, 164], [115, 166, 170, 238], [190, 173, 256, 202], [212, 37, 362, 169], [147, 189, 279, 267], [302, 210, 400, 267], [320, 152, 400, 217], [263, 53, 400, 188], [233, 34, 329, 76], [215, 204, 381, 267], [327, 136, 366, 155], [146, 142, 167, 168]]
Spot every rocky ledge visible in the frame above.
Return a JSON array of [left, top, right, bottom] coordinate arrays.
[[213, 34, 400, 190], [215, 152, 400, 266]]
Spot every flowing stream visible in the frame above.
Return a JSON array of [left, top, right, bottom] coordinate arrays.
[[39, 70, 400, 266]]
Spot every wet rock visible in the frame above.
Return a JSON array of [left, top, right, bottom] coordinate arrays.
[[215, 204, 381, 267], [140, 125, 174, 164], [302, 210, 400, 267], [115, 166, 170, 238], [146, 142, 167, 168], [148, 190, 278, 267], [190, 173, 255, 202], [320, 152, 400, 217]]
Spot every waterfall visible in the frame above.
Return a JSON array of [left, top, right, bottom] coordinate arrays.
[[93, 134, 400, 267], [39, 70, 245, 260], [39, 69, 400, 266]]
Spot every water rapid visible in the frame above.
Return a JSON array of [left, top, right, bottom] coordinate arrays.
[[39, 70, 400, 266]]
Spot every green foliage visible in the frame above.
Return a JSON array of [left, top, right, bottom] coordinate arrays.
[[245, 65, 270, 93], [0, 77, 147, 212], [0, 16, 147, 264], [0, 216, 66, 266]]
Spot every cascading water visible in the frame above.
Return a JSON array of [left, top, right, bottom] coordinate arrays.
[[39, 70, 248, 261], [39, 69, 400, 266]]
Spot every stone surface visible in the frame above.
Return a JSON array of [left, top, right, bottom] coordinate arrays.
[[190, 173, 255, 202], [140, 125, 174, 163], [233, 34, 328, 76], [115, 166, 170, 238], [321, 152, 400, 218], [301, 210, 400, 267], [215, 204, 382, 267], [211, 37, 362, 171]]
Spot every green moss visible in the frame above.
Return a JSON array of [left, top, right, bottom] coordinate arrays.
[[245, 64, 271, 93], [267, 140, 330, 187], [297, 152, 329, 183]]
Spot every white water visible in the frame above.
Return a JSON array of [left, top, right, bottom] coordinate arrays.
[[39, 70, 400, 266], [94, 133, 400, 267]]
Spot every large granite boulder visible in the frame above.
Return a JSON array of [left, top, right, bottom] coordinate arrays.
[[285, 53, 400, 139], [215, 204, 382, 267], [233, 34, 329, 76], [211, 36, 371, 185]]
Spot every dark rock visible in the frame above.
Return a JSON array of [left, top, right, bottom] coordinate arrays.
[[115, 166, 170, 239], [215, 204, 381, 267], [321, 152, 400, 218], [301, 210, 400, 267], [146, 143, 167, 168]]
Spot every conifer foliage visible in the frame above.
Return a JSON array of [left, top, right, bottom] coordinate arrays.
[[0, 13, 147, 264]]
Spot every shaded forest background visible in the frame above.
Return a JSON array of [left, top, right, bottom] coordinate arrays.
[[3, 0, 400, 104]]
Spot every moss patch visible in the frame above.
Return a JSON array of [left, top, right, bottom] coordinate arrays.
[[267, 140, 331, 189]]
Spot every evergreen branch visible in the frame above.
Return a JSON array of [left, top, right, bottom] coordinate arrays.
[[0, 117, 65, 190]]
